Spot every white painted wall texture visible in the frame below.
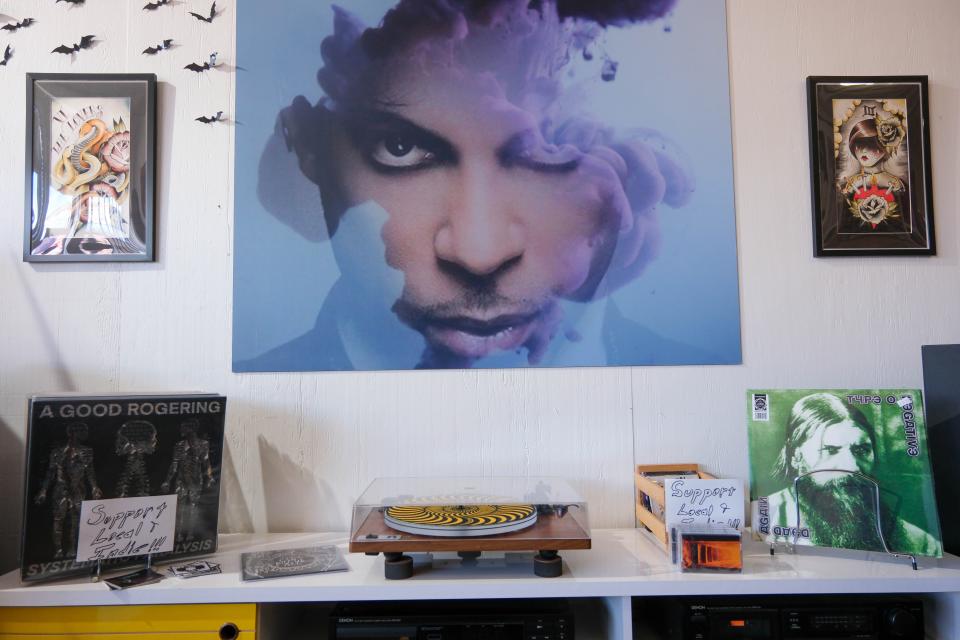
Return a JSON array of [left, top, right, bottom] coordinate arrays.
[[0, 0, 958, 573]]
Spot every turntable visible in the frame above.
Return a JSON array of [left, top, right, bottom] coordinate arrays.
[[349, 478, 591, 579]]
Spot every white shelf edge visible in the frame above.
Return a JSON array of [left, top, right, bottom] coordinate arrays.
[[1, 529, 959, 608]]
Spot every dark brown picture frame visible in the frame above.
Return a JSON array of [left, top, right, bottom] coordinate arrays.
[[807, 76, 935, 256], [23, 73, 156, 262]]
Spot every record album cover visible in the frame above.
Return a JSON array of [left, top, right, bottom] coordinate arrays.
[[747, 389, 941, 557], [241, 545, 349, 581], [20, 393, 227, 582]]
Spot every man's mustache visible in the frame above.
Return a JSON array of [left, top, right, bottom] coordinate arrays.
[[799, 474, 876, 506]]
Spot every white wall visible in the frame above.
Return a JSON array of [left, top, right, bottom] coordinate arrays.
[[0, 0, 958, 573]]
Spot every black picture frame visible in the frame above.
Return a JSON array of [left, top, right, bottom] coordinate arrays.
[[807, 75, 935, 256], [23, 73, 156, 262]]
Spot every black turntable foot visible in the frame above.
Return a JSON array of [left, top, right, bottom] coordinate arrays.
[[458, 551, 481, 564], [533, 550, 562, 578], [384, 552, 414, 580]]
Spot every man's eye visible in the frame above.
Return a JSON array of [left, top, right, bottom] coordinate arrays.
[[370, 134, 435, 169], [822, 446, 840, 455]]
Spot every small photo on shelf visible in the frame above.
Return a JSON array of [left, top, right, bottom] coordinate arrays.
[[168, 559, 222, 579], [673, 525, 742, 573]]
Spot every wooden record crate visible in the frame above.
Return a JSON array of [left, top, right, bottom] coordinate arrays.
[[635, 463, 716, 551]]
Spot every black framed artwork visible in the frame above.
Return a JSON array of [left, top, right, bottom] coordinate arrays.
[[807, 76, 935, 256], [23, 73, 156, 262]]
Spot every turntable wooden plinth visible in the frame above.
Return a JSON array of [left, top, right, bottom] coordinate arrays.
[[350, 507, 591, 579]]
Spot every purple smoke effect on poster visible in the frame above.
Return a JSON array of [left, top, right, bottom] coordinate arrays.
[[233, 0, 740, 371]]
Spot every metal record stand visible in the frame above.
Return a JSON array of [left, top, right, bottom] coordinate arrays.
[[768, 468, 918, 570]]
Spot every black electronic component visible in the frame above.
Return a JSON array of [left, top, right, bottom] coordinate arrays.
[[921, 344, 960, 555], [331, 599, 573, 640], [638, 595, 923, 640]]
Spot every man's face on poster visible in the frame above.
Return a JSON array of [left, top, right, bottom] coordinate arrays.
[[792, 420, 875, 486], [324, 61, 629, 365], [238, 0, 746, 372]]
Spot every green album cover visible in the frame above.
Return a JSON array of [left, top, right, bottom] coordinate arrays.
[[747, 389, 942, 557]]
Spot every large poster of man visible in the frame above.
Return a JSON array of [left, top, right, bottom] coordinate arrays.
[[233, 0, 741, 371], [747, 389, 942, 557]]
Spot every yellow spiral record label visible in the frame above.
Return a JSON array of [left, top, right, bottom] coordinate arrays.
[[384, 504, 537, 537]]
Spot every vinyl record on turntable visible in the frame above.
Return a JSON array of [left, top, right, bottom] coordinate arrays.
[[384, 503, 537, 537]]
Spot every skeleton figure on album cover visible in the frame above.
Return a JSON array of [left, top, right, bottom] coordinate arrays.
[[34, 422, 103, 558], [834, 99, 909, 231], [161, 419, 215, 540], [114, 420, 158, 498]]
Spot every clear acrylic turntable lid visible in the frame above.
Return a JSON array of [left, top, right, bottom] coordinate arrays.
[[355, 477, 586, 507], [350, 477, 590, 547]]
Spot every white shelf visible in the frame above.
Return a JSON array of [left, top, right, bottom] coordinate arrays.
[[2, 529, 959, 607]]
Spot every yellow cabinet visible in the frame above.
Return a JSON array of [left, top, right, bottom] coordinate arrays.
[[0, 604, 255, 638], [0, 631, 238, 640]]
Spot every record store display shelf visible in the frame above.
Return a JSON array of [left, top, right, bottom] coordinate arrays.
[[2, 529, 960, 639]]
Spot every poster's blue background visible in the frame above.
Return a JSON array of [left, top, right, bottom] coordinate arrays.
[[233, 0, 742, 369]]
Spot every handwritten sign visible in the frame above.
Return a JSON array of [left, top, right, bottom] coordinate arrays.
[[664, 478, 744, 531], [76, 495, 177, 562]]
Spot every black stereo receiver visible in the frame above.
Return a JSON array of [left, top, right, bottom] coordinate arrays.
[[639, 595, 923, 640], [330, 599, 573, 640]]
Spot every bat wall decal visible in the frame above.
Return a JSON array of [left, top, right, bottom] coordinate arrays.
[[56, 0, 85, 5], [185, 51, 218, 72], [143, 39, 173, 55], [52, 35, 95, 55], [1, 18, 35, 32], [143, 0, 171, 9], [189, 1, 217, 23], [195, 110, 223, 124], [0, 45, 12, 66]]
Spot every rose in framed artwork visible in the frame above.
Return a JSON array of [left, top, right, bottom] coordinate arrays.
[[807, 76, 935, 256]]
